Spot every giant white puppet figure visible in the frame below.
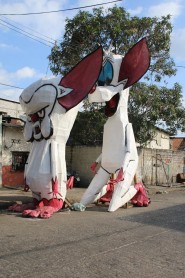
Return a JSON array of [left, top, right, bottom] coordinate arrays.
[[73, 38, 150, 212], [8, 47, 103, 218]]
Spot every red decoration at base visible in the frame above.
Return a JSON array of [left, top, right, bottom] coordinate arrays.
[[131, 182, 150, 207]]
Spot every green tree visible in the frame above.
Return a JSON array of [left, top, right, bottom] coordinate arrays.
[[69, 102, 106, 146], [129, 83, 185, 145], [49, 6, 185, 145]]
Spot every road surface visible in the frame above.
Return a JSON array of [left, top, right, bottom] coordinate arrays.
[[0, 190, 185, 277]]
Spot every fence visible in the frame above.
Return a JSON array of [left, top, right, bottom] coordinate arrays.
[[66, 146, 185, 187]]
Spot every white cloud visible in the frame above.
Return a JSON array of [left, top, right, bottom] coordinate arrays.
[[0, 0, 123, 43], [0, 65, 11, 83], [171, 28, 185, 61], [127, 7, 143, 16], [0, 64, 43, 101], [14, 67, 37, 79], [0, 64, 40, 83], [0, 0, 68, 40], [0, 64, 44, 101], [0, 43, 15, 49], [0, 88, 22, 102], [148, 1, 182, 18]]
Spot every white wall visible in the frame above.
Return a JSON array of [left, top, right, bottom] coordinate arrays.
[[2, 126, 31, 166], [0, 98, 24, 118], [146, 130, 170, 149]]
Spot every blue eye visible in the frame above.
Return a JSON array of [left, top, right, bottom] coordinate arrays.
[[98, 61, 113, 86]]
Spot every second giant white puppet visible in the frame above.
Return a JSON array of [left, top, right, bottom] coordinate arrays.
[[73, 38, 150, 212], [8, 47, 103, 218]]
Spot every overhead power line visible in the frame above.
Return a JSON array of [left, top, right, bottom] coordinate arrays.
[[0, 0, 122, 16], [0, 18, 55, 46], [0, 21, 53, 47], [176, 66, 185, 69], [1, 16, 56, 43], [0, 83, 24, 90]]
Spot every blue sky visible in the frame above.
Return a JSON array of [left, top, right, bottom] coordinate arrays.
[[0, 0, 184, 134]]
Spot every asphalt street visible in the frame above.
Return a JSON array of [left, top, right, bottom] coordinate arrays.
[[0, 189, 185, 278]]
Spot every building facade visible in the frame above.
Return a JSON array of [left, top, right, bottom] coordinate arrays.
[[146, 128, 170, 150], [0, 98, 31, 188]]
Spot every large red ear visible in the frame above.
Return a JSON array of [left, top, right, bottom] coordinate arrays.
[[58, 46, 103, 110], [118, 38, 150, 88]]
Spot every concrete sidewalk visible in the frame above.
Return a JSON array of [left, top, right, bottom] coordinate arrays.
[[0, 184, 185, 210]]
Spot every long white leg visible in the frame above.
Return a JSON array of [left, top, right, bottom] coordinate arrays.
[[49, 140, 67, 201], [57, 143, 67, 200], [108, 160, 137, 212], [93, 184, 109, 202], [80, 167, 109, 206]]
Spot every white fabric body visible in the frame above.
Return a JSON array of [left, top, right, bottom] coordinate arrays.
[[20, 76, 79, 201], [81, 54, 138, 211]]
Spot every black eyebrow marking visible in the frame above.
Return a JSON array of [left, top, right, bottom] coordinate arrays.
[[21, 83, 57, 104]]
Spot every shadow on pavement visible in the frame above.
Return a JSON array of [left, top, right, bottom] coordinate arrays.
[[119, 203, 185, 233]]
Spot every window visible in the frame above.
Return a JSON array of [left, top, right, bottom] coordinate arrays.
[[12, 151, 29, 171]]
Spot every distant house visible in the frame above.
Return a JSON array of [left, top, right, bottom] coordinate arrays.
[[145, 128, 171, 150], [170, 137, 185, 151], [0, 98, 31, 188]]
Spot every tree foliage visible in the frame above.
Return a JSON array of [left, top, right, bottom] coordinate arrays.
[[69, 102, 106, 146], [49, 6, 185, 145], [129, 83, 185, 144]]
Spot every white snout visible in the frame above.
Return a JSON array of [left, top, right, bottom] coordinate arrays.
[[89, 87, 116, 103], [88, 83, 125, 103], [33, 121, 42, 140]]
